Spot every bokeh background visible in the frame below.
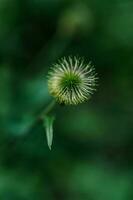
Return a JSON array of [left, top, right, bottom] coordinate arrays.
[[0, 0, 133, 199]]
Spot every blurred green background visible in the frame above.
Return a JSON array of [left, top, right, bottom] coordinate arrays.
[[0, 0, 133, 199]]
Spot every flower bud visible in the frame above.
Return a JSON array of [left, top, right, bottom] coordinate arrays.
[[48, 57, 98, 105]]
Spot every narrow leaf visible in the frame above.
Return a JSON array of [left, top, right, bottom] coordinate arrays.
[[43, 115, 55, 150]]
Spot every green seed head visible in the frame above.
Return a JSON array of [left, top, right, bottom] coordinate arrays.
[[48, 56, 98, 105]]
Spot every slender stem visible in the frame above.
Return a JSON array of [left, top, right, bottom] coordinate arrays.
[[40, 99, 56, 119]]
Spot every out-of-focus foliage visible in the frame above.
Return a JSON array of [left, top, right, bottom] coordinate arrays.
[[0, 0, 133, 199]]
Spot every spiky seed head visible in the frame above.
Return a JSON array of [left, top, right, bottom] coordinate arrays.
[[48, 56, 98, 105]]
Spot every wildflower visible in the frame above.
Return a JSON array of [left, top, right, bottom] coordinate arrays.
[[48, 56, 97, 105]]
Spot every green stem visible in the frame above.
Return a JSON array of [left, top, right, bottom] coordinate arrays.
[[40, 99, 56, 119]]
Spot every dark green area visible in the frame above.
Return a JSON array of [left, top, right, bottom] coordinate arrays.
[[61, 72, 81, 89], [0, 0, 133, 199]]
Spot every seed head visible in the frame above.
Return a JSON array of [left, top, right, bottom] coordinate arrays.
[[48, 56, 98, 105]]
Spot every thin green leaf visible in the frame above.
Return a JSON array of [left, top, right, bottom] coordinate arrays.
[[43, 115, 55, 150]]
